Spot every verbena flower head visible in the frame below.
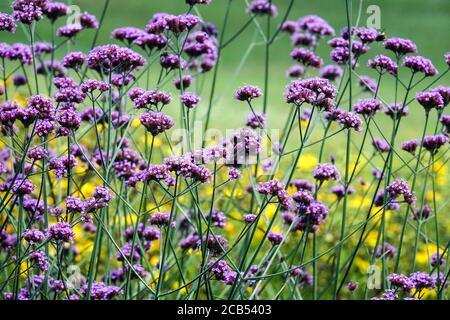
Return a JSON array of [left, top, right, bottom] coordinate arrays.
[[298, 15, 334, 37], [346, 281, 359, 292], [198, 235, 228, 256], [225, 128, 261, 165], [87, 44, 146, 74], [180, 92, 201, 109], [247, 0, 277, 17], [330, 46, 349, 65], [356, 27, 379, 43], [291, 179, 315, 192], [386, 179, 416, 205], [44, 1, 68, 22], [430, 252, 445, 268], [206, 209, 226, 228], [243, 214, 257, 224], [23, 229, 45, 244], [29, 250, 49, 271], [403, 56, 438, 76], [173, 75, 193, 90], [267, 232, 283, 245], [409, 272, 436, 291], [422, 134, 448, 154], [160, 52, 186, 70], [134, 33, 167, 51], [285, 78, 336, 109], [441, 114, 450, 133], [28, 146, 48, 160], [4, 43, 33, 65], [81, 282, 123, 300], [12, 0, 49, 24], [384, 103, 409, 119], [234, 85, 262, 102], [432, 86, 450, 107], [56, 24, 82, 38], [401, 139, 419, 155], [291, 33, 317, 48], [313, 163, 340, 181], [415, 91, 444, 111], [291, 48, 323, 68], [445, 52, 450, 67], [336, 110, 363, 132], [353, 98, 382, 117], [0, 13, 17, 32], [63, 51, 85, 70], [331, 185, 355, 199], [384, 37, 417, 56], [294, 200, 329, 233], [246, 112, 267, 129], [368, 55, 398, 75], [79, 12, 99, 29], [47, 222, 75, 242], [149, 212, 171, 227], [372, 138, 390, 153], [320, 65, 342, 81], [411, 204, 432, 221], [111, 27, 146, 44], [186, 0, 212, 5], [140, 112, 174, 136], [388, 273, 415, 292], [287, 64, 305, 78]]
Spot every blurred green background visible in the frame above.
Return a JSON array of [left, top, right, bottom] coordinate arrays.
[[1, 0, 449, 143]]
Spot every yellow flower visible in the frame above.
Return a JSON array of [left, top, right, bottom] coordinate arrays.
[[13, 92, 27, 107], [264, 203, 278, 219], [365, 231, 378, 248], [150, 255, 159, 266], [349, 196, 370, 209], [224, 223, 235, 234], [131, 118, 140, 128], [297, 153, 318, 172], [354, 257, 370, 271]]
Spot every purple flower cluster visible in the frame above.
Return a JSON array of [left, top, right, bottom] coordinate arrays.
[[180, 92, 201, 109], [87, 44, 146, 74], [353, 99, 382, 117], [206, 209, 227, 228], [372, 138, 390, 153], [12, 0, 49, 24], [313, 163, 341, 181], [256, 179, 291, 209], [384, 38, 417, 56], [386, 179, 416, 205], [46, 222, 75, 243], [291, 48, 323, 68], [368, 55, 398, 75], [247, 0, 277, 17], [234, 85, 262, 102], [210, 260, 237, 285], [285, 78, 336, 110], [44, 1, 68, 22], [0, 13, 16, 32], [403, 56, 438, 76], [246, 112, 267, 129], [298, 15, 334, 37], [63, 51, 85, 70], [320, 65, 342, 81], [129, 88, 172, 109], [422, 134, 448, 154], [140, 112, 174, 136]]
